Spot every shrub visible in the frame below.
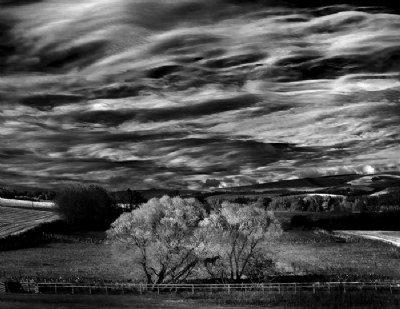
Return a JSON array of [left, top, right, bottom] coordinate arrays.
[[290, 215, 313, 230], [56, 184, 120, 230]]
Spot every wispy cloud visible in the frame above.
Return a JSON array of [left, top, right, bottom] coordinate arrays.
[[1, 0, 400, 189]]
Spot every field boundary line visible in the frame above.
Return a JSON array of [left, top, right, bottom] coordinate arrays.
[[3, 281, 399, 295]]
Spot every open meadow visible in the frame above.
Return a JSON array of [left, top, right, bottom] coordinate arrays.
[[268, 230, 400, 280], [0, 240, 134, 281], [1, 229, 400, 282]]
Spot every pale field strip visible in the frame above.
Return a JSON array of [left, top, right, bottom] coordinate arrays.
[[336, 230, 400, 247], [0, 197, 55, 209], [0, 206, 60, 238]]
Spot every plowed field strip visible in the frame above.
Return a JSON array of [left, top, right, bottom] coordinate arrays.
[[0, 206, 60, 239]]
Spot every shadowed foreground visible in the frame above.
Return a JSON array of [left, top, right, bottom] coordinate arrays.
[[0, 294, 240, 309], [2, 291, 400, 309]]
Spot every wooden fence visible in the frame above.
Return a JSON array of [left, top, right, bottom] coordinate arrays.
[[2, 281, 400, 295]]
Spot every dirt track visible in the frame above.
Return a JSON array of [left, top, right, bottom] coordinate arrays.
[[336, 231, 400, 247]]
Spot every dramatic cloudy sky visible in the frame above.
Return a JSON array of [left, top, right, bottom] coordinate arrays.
[[1, 0, 400, 190]]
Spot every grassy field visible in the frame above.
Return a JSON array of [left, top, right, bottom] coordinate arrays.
[[1, 229, 400, 282], [0, 241, 135, 280], [270, 230, 400, 280], [0, 207, 60, 239], [274, 211, 348, 226]]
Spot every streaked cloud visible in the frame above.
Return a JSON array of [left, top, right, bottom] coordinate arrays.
[[1, 0, 400, 189]]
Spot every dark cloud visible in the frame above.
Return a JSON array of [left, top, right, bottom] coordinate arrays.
[[0, 14, 18, 73], [203, 178, 221, 188], [0, 148, 34, 159], [87, 84, 144, 99], [34, 41, 108, 73], [19, 94, 84, 110], [68, 94, 260, 125]]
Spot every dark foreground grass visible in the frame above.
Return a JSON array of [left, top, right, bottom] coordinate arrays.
[[2, 292, 400, 309], [185, 290, 400, 309], [0, 294, 242, 309]]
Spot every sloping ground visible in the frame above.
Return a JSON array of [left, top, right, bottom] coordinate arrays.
[[0, 206, 60, 239], [336, 231, 400, 247], [0, 197, 55, 210]]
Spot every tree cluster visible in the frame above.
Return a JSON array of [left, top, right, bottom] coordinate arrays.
[[107, 196, 281, 284]]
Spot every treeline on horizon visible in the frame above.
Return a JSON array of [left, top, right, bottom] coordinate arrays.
[[2, 185, 400, 215], [203, 191, 400, 213], [0, 187, 56, 201], [78, 187, 400, 231]]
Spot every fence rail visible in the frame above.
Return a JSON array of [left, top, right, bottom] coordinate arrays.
[[2, 281, 400, 295]]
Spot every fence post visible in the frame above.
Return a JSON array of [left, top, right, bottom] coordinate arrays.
[[105, 286, 108, 295], [294, 283, 296, 294], [192, 284, 194, 295], [262, 284, 264, 295], [313, 284, 315, 294], [55, 285, 57, 294], [279, 283, 281, 294], [89, 286, 92, 295], [71, 286, 74, 294], [228, 284, 231, 294], [343, 283, 346, 293]]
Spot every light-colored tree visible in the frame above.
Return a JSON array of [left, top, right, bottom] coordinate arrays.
[[107, 196, 206, 284], [199, 201, 281, 281]]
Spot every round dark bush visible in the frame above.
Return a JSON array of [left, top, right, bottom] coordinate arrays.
[[55, 184, 121, 230]]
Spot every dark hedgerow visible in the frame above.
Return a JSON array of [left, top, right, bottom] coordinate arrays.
[[56, 184, 121, 231]]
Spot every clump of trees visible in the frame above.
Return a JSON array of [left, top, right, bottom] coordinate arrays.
[[124, 189, 147, 211], [56, 184, 121, 230], [199, 201, 281, 281], [108, 196, 206, 284], [107, 196, 281, 283]]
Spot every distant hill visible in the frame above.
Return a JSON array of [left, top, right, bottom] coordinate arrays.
[[208, 172, 400, 197], [219, 174, 361, 192]]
